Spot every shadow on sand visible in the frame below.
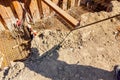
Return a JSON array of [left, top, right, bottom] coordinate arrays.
[[24, 45, 114, 80]]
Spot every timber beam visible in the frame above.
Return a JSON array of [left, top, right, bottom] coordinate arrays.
[[42, 0, 80, 27]]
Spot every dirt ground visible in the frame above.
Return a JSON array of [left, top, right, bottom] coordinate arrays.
[[0, 30, 30, 68], [0, 1, 120, 80]]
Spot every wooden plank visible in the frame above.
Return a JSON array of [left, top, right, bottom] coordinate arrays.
[[42, 0, 80, 27], [4, 0, 16, 22], [78, 0, 81, 6], [0, 1, 13, 30], [12, 0, 23, 20], [29, 0, 41, 22], [74, 0, 79, 7], [0, 21, 5, 31], [37, 0, 44, 18], [49, 0, 53, 13], [0, 14, 7, 30], [67, 0, 71, 9], [0, 14, 5, 31]]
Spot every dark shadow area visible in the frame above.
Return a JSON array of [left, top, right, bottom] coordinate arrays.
[[0, 0, 11, 7], [81, 5, 112, 12], [23, 45, 114, 80]]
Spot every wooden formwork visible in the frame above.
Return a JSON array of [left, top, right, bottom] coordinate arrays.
[[43, 0, 80, 27], [0, 0, 81, 69], [0, 0, 81, 31]]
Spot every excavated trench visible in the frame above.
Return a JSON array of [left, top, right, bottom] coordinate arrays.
[[0, 5, 88, 69], [0, 0, 117, 67], [0, 1, 120, 69], [1, 1, 120, 80]]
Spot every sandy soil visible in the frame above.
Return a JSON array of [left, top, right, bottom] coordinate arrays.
[[0, 30, 30, 68]]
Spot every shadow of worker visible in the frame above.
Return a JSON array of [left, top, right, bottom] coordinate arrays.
[[24, 45, 114, 80]]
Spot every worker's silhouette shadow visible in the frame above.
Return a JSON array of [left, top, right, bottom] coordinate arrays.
[[24, 45, 114, 80]]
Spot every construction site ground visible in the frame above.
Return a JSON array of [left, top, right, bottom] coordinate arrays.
[[0, 30, 30, 68], [0, 1, 120, 80]]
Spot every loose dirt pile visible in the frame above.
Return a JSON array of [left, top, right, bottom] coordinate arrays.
[[0, 1, 120, 80]]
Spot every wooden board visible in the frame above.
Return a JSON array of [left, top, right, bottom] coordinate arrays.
[[42, 0, 80, 27]]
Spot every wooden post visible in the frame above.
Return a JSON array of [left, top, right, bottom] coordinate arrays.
[[0, 0, 16, 31], [50, 0, 53, 13], [0, 21, 5, 31], [42, 0, 80, 27], [0, 1, 13, 31], [67, 0, 71, 10], [3, 0, 16, 22], [37, 0, 44, 18], [74, 0, 79, 7], [0, 15, 8, 30], [11, 0, 23, 20], [29, 0, 40, 22], [57, 0, 63, 9]]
